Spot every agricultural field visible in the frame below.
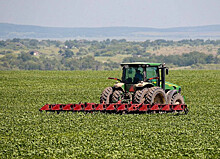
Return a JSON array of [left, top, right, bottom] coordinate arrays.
[[0, 70, 219, 158]]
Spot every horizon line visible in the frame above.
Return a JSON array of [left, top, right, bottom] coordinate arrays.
[[1, 22, 220, 29]]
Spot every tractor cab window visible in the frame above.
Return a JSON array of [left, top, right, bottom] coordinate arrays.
[[122, 66, 144, 83], [146, 67, 158, 80]]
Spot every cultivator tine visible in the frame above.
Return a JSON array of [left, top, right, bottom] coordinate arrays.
[[184, 107, 189, 114], [39, 103, 188, 114]]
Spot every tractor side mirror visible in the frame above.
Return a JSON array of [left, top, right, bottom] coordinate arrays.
[[166, 68, 169, 75]]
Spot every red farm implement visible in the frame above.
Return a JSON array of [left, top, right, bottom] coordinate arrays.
[[39, 102, 188, 114]]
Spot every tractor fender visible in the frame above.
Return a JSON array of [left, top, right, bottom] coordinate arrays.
[[165, 82, 181, 92], [113, 82, 125, 92]]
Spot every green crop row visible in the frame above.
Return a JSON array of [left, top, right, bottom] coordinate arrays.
[[0, 70, 219, 158]]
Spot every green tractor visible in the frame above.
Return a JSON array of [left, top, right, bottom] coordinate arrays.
[[40, 62, 187, 113], [100, 62, 185, 105]]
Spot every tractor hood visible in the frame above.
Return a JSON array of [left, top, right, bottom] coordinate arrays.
[[114, 82, 154, 92], [164, 82, 181, 92]]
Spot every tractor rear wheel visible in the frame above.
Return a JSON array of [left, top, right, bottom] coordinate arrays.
[[133, 88, 148, 103], [112, 90, 123, 103], [100, 87, 113, 104], [145, 87, 166, 104], [171, 93, 184, 104]]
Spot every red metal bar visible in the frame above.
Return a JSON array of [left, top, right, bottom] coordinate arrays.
[[117, 104, 126, 111], [74, 104, 83, 111], [150, 104, 159, 111], [95, 104, 104, 111], [173, 104, 183, 111], [39, 104, 50, 111], [52, 104, 61, 111], [106, 104, 116, 111], [63, 104, 72, 111], [139, 104, 149, 111], [127, 104, 142, 111], [84, 103, 95, 111], [161, 104, 171, 111]]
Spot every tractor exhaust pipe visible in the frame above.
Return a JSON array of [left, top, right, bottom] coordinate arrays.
[[161, 65, 166, 91]]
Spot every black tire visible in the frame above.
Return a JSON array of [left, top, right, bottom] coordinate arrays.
[[133, 88, 149, 103], [145, 87, 166, 104], [100, 87, 113, 104], [171, 93, 184, 104], [112, 90, 123, 102], [166, 90, 177, 104]]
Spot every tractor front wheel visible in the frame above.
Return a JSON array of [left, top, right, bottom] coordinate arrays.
[[171, 93, 184, 104], [100, 87, 113, 104], [166, 90, 177, 104]]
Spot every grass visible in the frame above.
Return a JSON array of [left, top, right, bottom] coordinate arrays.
[[0, 70, 219, 158]]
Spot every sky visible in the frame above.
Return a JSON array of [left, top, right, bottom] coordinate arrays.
[[0, 0, 220, 28]]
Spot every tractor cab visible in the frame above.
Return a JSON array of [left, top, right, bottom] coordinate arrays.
[[120, 62, 167, 89], [120, 62, 163, 94], [121, 63, 159, 84]]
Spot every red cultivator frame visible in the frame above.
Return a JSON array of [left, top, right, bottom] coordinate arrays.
[[39, 102, 188, 114]]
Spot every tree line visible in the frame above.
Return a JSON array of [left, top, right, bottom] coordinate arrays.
[[122, 51, 220, 67], [0, 38, 220, 70], [0, 52, 118, 70]]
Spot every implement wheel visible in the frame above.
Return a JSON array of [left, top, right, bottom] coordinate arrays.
[[112, 90, 123, 103], [145, 87, 166, 104], [171, 93, 184, 104], [100, 87, 113, 104]]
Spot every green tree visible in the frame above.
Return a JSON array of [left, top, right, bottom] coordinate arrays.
[[64, 49, 74, 58], [217, 48, 220, 55], [64, 40, 75, 49]]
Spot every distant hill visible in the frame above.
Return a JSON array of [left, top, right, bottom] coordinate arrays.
[[1, 23, 220, 40]]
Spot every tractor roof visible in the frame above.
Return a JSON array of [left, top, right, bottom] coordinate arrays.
[[120, 62, 163, 67]]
